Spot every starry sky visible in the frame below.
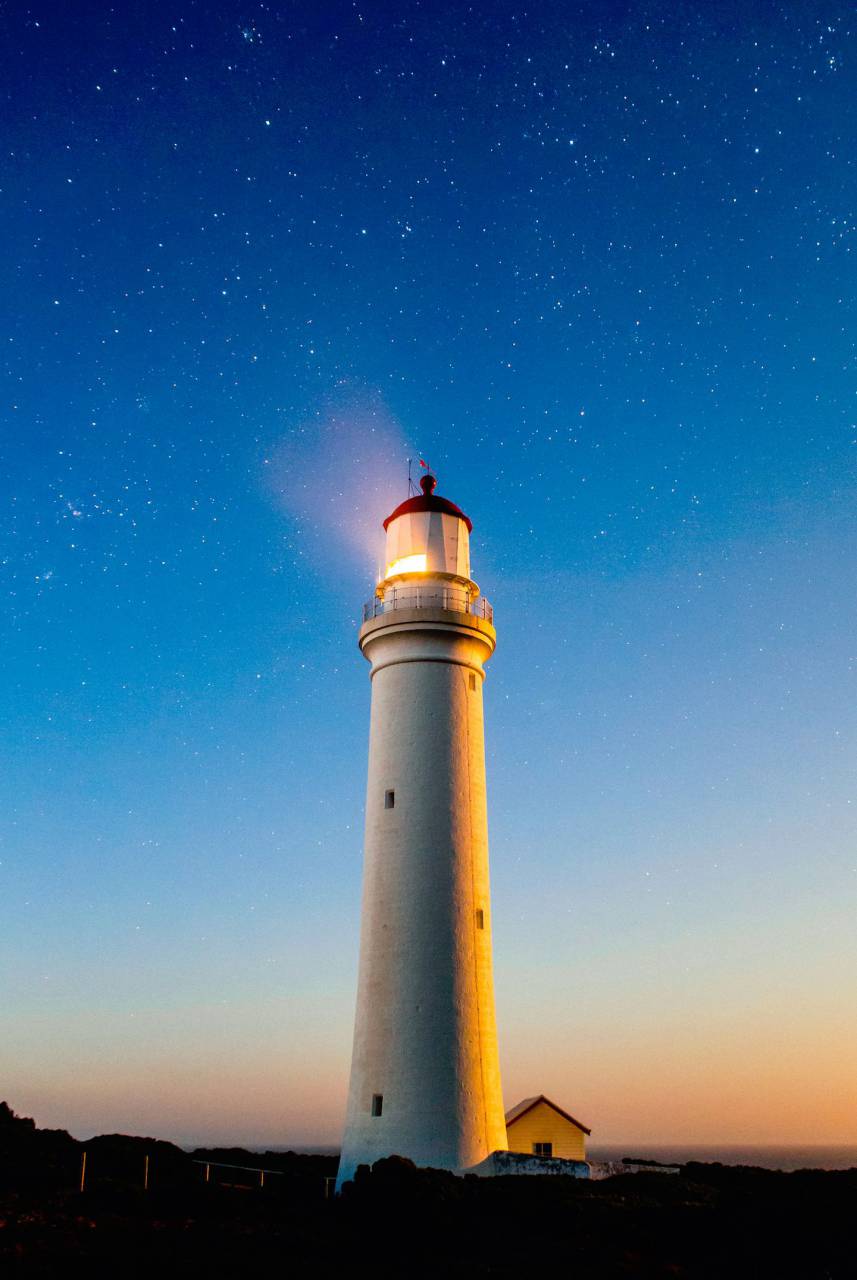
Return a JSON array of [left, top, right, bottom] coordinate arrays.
[[3, 1, 856, 1148]]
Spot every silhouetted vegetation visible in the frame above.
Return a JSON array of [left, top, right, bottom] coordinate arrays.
[[1, 1103, 854, 1277]]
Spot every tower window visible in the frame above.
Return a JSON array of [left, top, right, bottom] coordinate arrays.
[[533, 1142, 553, 1157], [469, 673, 477, 691], [475, 908, 484, 930], [371, 1094, 383, 1117], [384, 790, 395, 809]]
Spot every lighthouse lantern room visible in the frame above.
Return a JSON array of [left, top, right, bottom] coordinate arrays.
[[382, 473, 473, 586]]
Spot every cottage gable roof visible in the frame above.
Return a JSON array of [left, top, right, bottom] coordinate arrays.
[[505, 1094, 591, 1136]]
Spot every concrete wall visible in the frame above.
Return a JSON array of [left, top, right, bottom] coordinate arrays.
[[506, 1100, 587, 1161], [337, 605, 506, 1189], [467, 1150, 590, 1179]]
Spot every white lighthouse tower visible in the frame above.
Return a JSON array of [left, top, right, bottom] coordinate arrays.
[[336, 472, 507, 1190]]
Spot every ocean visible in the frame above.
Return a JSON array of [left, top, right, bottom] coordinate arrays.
[[587, 1145, 857, 1172]]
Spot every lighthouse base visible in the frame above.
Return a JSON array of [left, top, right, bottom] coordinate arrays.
[[336, 1149, 591, 1194]]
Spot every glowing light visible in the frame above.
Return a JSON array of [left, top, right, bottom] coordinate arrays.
[[385, 553, 427, 578]]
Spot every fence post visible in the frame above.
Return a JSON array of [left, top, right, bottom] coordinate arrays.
[[79, 1149, 87, 1193], [143, 1153, 149, 1191], [259, 1169, 265, 1190]]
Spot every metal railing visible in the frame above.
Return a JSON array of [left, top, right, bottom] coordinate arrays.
[[363, 587, 493, 624]]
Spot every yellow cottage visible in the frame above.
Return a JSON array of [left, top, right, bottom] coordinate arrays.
[[505, 1095, 591, 1162]]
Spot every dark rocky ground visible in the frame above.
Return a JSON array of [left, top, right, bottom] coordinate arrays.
[[1, 1102, 854, 1277]]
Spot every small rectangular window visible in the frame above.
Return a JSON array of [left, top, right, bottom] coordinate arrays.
[[533, 1142, 553, 1157], [469, 673, 477, 691], [371, 1094, 383, 1117], [475, 908, 484, 930], [384, 790, 395, 809]]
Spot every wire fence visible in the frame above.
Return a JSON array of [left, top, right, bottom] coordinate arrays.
[[69, 1149, 335, 1198]]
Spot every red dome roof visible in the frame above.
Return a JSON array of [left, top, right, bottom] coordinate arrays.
[[383, 474, 472, 532]]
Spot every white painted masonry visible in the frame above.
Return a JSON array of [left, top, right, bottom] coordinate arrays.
[[336, 480, 507, 1190]]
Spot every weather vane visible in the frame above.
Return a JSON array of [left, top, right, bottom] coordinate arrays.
[[407, 457, 432, 496]]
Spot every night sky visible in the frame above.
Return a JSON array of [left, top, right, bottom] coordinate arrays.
[[3, 1, 856, 1148]]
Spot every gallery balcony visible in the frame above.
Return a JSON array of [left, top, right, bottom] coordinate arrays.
[[362, 586, 493, 625]]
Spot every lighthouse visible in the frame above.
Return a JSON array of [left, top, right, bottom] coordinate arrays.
[[336, 472, 507, 1190]]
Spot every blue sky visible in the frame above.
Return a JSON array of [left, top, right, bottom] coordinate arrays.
[[2, 0, 855, 1145]]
